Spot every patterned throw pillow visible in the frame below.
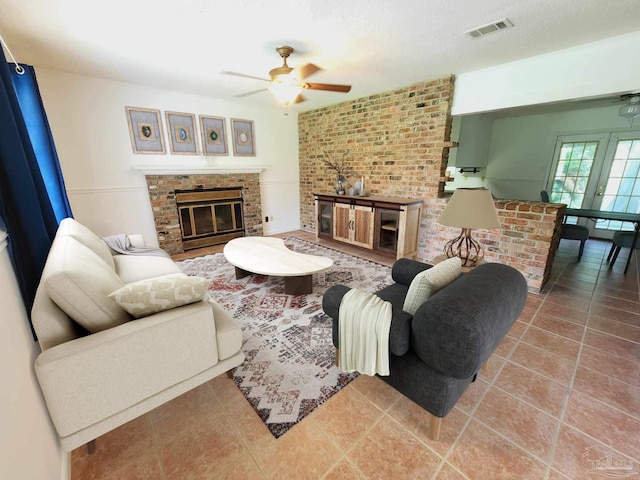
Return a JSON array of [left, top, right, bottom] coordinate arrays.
[[402, 257, 462, 315], [109, 273, 210, 318]]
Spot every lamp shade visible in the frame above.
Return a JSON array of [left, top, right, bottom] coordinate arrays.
[[439, 188, 501, 229]]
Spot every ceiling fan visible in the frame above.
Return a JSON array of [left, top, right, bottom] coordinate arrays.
[[222, 46, 352, 104], [618, 93, 640, 119]]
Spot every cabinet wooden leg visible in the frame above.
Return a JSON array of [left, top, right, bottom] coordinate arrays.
[[429, 415, 441, 441], [335, 348, 340, 367]]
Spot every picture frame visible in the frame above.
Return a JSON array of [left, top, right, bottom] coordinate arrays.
[[125, 106, 165, 154], [199, 115, 228, 156], [165, 111, 198, 155], [231, 118, 256, 156]]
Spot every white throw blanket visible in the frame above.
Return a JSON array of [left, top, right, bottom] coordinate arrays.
[[338, 288, 392, 376], [102, 234, 170, 258]]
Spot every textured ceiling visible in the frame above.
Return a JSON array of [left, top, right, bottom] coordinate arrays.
[[1, 0, 639, 112]]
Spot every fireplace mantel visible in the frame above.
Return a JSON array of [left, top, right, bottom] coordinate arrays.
[[133, 165, 264, 175]]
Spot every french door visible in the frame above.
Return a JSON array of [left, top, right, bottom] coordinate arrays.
[[547, 131, 640, 238]]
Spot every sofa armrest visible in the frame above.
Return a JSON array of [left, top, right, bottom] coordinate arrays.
[[412, 263, 527, 379], [390, 258, 432, 286], [35, 301, 219, 438], [323, 285, 414, 356]]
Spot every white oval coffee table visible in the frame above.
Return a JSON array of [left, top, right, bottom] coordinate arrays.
[[223, 237, 334, 295]]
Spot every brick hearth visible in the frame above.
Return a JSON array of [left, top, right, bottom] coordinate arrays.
[[144, 174, 263, 255]]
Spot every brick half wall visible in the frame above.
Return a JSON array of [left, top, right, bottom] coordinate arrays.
[[422, 198, 565, 292]]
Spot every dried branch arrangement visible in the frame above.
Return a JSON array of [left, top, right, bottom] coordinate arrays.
[[320, 150, 356, 180]]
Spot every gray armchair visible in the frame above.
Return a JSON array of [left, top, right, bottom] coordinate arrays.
[[322, 258, 527, 440]]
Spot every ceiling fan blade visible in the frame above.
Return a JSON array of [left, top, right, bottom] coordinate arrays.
[[221, 71, 271, 82], [304, 83, 352, 93], [293, 93, 307, 104], [298, 63, 321, 80], [234, 88, 268, 98]]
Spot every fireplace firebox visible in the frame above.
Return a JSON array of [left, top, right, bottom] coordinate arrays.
[[176, 187, 245, 250]]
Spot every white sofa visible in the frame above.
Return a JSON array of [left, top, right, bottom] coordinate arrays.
[[31, 218, 244, 452]]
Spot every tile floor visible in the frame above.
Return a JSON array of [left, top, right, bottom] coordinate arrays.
[[71, 234, 640, 479]]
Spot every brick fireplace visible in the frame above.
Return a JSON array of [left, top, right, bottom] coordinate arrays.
[[144, 173, 263, 255]]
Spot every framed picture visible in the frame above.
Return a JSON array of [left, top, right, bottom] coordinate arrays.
[[231, 118, 256, 156], [199, 115, 228, 155], [165, 111, 198, 155], [125, 107, 165, 154]]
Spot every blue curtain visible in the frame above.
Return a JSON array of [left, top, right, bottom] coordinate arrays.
[[0, 48, 72, 320]]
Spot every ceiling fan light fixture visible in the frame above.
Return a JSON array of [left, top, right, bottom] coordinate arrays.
[[269, 74, 302, 104], [619, 96, 640, 119]]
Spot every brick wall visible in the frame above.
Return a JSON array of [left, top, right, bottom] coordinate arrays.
[[144, 174, 262, 255], [297, 75, 562, 292], [299, 76, 454, 252]]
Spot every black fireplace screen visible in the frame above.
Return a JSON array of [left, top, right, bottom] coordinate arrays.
[[176, 188, 245, 250]]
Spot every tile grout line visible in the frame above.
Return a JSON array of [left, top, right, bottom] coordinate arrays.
[[542, 246, 614, 479], [434, 286, 551, 478], [315, 383, 399, 479], [211, 379, 272, 479]]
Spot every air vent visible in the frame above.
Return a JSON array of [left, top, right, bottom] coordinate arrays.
[[466, 18, 514, 38]]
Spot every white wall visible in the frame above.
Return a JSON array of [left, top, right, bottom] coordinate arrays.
[[0, 231, 67, 480], [453, 31, 640, 115], [480, 103, 639, 200], [35, 69, 301, 241]]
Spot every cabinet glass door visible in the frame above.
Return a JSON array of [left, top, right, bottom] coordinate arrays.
[[375, 209, 399, 254], [317, 201, 333, 238]]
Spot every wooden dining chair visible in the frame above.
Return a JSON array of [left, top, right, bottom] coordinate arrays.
[[540, 191, 590, 261], [607, 230, 639, 267]]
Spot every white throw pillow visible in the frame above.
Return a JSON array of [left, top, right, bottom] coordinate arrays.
[[109, 273, 210, 318], [402, 257, 462, 315]]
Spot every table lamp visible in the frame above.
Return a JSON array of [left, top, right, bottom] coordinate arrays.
[[438, 188, 501, 267]]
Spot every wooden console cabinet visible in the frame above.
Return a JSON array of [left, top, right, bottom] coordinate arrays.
[[314, 193, 422, 259]]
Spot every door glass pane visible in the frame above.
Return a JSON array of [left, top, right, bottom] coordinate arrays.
[[179, 207, 193, 237], [550, 141, 598, 208], [234, 203, 244, 229], [598, 139, 640, 230], [214, 204, 233, 231], [193, 206, 214, 235]]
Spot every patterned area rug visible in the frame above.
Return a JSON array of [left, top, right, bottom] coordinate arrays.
[[176, 237, 392, 438]]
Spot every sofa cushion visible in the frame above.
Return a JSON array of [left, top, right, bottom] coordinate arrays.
[[57, 218, 115, 270], [402, 257, 461, 314], [44, 236, 131, 333], [109, 273, 210, 318], [114, 255, 184, 284]]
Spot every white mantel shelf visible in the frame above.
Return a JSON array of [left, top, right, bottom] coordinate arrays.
[[132, 165, 264, 175]]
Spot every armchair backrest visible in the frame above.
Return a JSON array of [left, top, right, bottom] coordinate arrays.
[[411, 263, 527, 379]]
